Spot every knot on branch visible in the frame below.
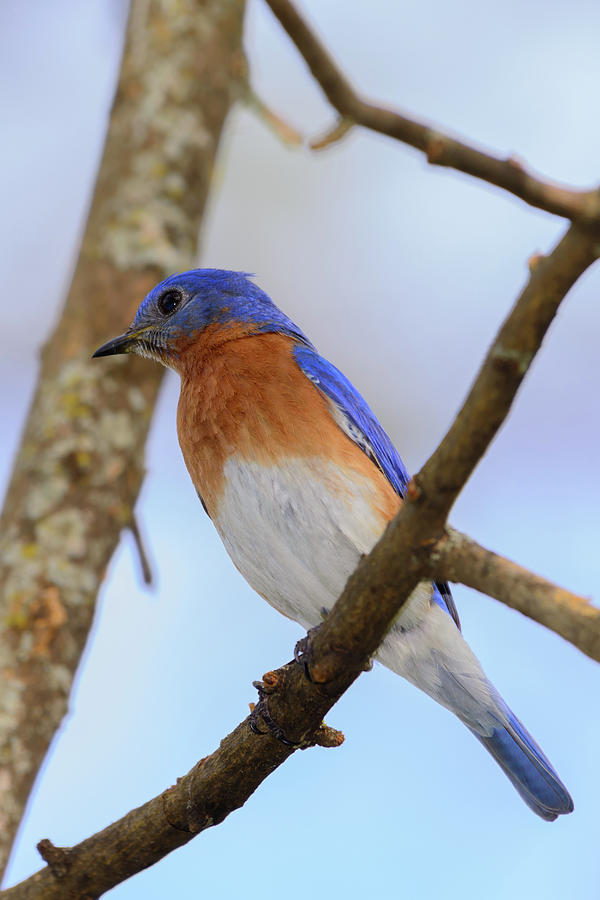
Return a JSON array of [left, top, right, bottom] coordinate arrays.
[[184, 775, 216, 836], [581, 187, 600, 228], [31, 585, 68, 657], [490, 345, 533, 377], [528, 251, 546, 273], [405, 477, 422, 503], [309, 723, 345, 749], [294, 623, 360, 690], [250, 669, 302, 747], [307, 645, 354, 687], [248, 658, 346, 751], [37, 838, 72, 878], [425, 132, 448, 165]]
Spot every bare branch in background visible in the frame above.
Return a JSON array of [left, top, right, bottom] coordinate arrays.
[[309, 116, 353, 150], [264, 0, 600, 225], [429, 528, 600, 662], [0, 0, 246, 879], [127, 512, 154, 587], [245, 86, 304, 146]]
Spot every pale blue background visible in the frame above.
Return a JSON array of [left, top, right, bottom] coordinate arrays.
[[1, 1, 599, 897]]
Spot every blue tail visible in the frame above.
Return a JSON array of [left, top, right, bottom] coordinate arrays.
[[469, 709, 573, 821]]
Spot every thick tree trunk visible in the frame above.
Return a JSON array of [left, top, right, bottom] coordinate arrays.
[[0, 0, 245, 878]]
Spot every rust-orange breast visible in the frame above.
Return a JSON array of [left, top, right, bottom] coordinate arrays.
[[175, 330, 400, 521]]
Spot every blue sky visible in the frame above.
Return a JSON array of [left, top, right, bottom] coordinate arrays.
[[2, 1, 600, 897]]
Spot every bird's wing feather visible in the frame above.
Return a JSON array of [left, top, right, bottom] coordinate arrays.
[[293, 344, 460, 629], [293, 345, 410, 493]]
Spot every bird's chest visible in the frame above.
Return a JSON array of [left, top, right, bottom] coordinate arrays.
[[211, 454, 389, 628], [176, 337, 400, 626]]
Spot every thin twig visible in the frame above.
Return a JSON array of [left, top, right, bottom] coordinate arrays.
[[309, 116, 353, 150], [244, 86, 304, 146], [128, 513, 154, 586], [264, 0, 600, 225]]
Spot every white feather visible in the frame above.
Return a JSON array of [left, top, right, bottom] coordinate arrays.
[[214, 455, 504, 734]]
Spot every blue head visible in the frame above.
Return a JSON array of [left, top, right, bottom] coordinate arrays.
[[93, 269, 313, 365]]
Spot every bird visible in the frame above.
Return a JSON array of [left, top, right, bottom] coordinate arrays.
[[93, 268, 573, 821]]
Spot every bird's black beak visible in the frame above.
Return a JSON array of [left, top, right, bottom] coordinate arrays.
[[92, 331, 138, 358]]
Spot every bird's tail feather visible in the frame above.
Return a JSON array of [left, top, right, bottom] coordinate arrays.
[[468, 708, 573, 821]]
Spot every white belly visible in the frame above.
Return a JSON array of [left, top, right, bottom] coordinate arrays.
[[214, 454, 387, 628], [213, 454, 499, 731]]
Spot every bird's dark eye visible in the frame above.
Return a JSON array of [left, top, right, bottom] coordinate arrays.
[[158, 289, 183, 316]]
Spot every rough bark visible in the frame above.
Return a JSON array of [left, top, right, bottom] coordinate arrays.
[[0, 0, 245, 878]]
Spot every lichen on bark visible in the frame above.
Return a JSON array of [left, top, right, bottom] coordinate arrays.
[[0, 0, 246, 878]]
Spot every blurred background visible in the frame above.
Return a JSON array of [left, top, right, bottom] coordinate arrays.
[[1, 0, 599, 897]]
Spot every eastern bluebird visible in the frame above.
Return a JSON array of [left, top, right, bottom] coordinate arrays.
[[94, 269, 573, 820]]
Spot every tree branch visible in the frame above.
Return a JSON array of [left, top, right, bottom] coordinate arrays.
[[0, 0, 246, 879], [410, 224, 599, 532], [428, 528, 600, 662], [127, 512, 154, 587], [0, 502, 427, 899], [263, 0, 600, 225], [3, 168, 597, 899]]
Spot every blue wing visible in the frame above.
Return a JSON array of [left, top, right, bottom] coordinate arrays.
[[293, 344, 460, 629]]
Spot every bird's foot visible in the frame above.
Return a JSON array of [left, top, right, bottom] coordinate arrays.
[[249, 677, 298, 747], [294, 607, 334, 681], [294, 608, 373, 680], [294, 631, 316, 680]]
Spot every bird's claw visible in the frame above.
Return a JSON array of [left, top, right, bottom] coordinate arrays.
[[249, 680, 298, 747], [294, 609, 330, 681], [294, 627, 318, 681]]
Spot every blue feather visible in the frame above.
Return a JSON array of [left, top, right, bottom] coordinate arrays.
[[293, 344, 460, 627], [468, 707, 574, 820], [135, 269, 314, 347], [293, 344, 410, 495]]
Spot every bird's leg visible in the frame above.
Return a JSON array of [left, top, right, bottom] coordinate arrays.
[[249, 677, 298, 747], [294, 607, 373, 678], [294, 607, 330, 681], [293, 628, 320, 681]]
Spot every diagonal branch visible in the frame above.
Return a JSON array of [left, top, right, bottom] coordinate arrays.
[[0, 506, 426, 899], [263, 0, 600, 225], [3, 181, 597, 900], [410, 224, 599, 532], [428, 528, 600, 662]]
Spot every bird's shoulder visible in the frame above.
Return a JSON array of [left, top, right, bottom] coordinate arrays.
[[292, 343, 410, 496]]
